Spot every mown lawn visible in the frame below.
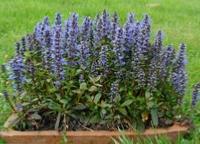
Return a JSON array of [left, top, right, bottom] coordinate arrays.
[[0, 0, 200, 143]]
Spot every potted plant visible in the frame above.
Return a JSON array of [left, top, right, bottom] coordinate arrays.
[[0, 10, 191, 144]]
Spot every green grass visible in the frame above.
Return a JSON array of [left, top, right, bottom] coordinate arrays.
[[0, 0, 200, 143]]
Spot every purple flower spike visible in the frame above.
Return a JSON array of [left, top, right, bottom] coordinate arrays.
[[124, 13, 135, 60], [153, 30, 163, 57], [102, 10, 111, 38], [34, 22, 42, 42], [52, 19, 65, 87], [147, 58, 158, 91], [191, 83, 200, 107], [132, 22, 140, 48], [10, 56, 25, 92], [35, 17, 51, 47], [53, 13, 62, 37], [91, 61, 99, 77], [127, 13, 135, 24], [95, 16, 103, 42], [99, 45, 108, 67], [63, 18, 71, 56], [124, 22, 134, 48], [26, 34, 34, 51], [79, 41, 90, 68], [113, 28, 125, 67], [21, 37, 27, 56], [172, 43, 187, 103], [110, 80, 120, 103], [43, 21, 53, 70], [43, 16, 50, 26], [136, 15, 151, 55], [141, 14, 151, 29], [160, 45, 175, 78], [55, 13, 62, 26], [132, 28, 146, 88], [67, 13, 79, 66], [81, 17, 92, 42], [16, 42, 21, 56], [111, 12, 119, 41], [135, 66, 146, 88]]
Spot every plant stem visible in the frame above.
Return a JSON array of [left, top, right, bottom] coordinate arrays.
[[55, 112, 61, 130]]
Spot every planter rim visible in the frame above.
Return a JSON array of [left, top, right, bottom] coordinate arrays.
[[0, 114, 190, 144], [0, 123, 189, 136], [1, 113, 190, 135]]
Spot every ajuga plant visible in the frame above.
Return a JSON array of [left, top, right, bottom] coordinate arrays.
[[1, 11, 188, 131]]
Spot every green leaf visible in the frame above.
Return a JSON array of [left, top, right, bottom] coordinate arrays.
[[145, 91, 151, 99], [101, 102, 112, 108], [100, 109, 107, 118], [113, 95, 121, 103], [94, 75, 101, 82], [47, 79, 51, 83], [4, 113, 19, 128], [80, 82, 87, 91], [135, 120, 145, 132], [94, 93, 102, 104], [89, 86, 97, 92], [60, 99, 68, 105], [89, 75, 101, 83], [73, 104, 87, 110], [94, 83, 103, 87], [72, 89, 82, 95], [24, 51, 31, 58], [121, 99, 133, 107], [150, 108, 158, 127], [76, 69, 82, 75], [88, 115, 99, 124], [0, 93, 3, 97], [118, 108, 127, 115], [30, 113, 42, 120]]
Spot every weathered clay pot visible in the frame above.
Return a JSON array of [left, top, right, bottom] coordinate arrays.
[[0, 115, 189, 144]]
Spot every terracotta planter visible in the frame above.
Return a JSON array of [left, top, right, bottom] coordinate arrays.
[[0, 125, 189, 144], [0, 115, 189, 144]]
